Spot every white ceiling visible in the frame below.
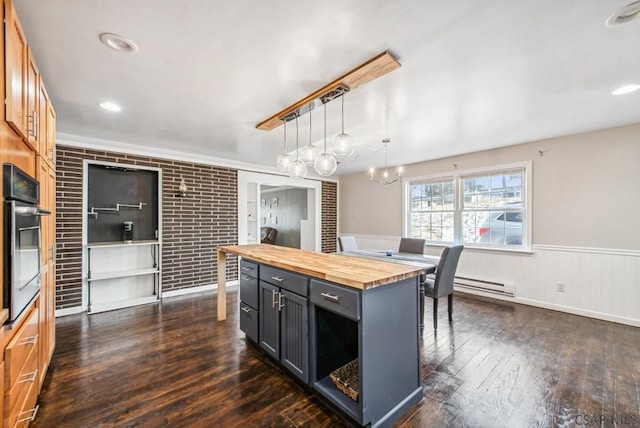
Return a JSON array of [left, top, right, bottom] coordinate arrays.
[[15, 0, 640, 176]]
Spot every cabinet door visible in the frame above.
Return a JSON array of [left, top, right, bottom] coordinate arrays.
[[259, 281, 279, 360], [25, 48, 39, 149], [4, 0, 30, 142], [280, 290, 309, 383], [46, 166, 56, 362], [44, 84, 56, 165]]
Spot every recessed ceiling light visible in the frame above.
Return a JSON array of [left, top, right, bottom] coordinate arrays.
[[611, 84, 640, 95], [606, 0, 640, 26], [99, 33, 139, 54], [99, 101, 122, 112]]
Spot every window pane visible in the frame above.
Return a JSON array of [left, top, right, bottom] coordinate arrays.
[[442, 212, 454, 241]]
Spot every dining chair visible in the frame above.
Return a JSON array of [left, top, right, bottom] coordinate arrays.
[[398, 237, 426, 254], [423, 245, 464, 330], [338, 236, 358, 251]]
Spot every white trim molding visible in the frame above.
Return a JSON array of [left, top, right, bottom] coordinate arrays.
[[56, 134, 339, 183], [162, 281, 238, 299], [55, 281, 239, 317], [344, 234, 640, 327]]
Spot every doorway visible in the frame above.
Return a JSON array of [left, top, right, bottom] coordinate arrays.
[[237, 171, 321, 251]]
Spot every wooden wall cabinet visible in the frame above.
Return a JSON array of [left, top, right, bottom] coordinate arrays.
[[1, 0, 57, 425], [4, 0, 29, 144], [38, 81, 55, 165]]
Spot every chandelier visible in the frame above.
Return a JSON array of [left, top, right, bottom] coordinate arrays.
[[369, 139, 402, 185]]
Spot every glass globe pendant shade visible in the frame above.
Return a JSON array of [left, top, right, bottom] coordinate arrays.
[[288, 159, 307, 180], [333, 132, 354, 158], [314, 152, 338, 176], [300, 144, 320, 165], [276, 152, 291, 172]]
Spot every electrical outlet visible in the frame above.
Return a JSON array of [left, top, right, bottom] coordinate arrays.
[[556, 282, 565, 292]]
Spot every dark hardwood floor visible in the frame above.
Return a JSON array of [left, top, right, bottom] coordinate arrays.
[[33, 290, 640, 427]]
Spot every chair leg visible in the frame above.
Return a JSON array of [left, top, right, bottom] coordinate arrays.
[[433, 298, 438, 330], [448, 293, 453, 323], [419, 281, 425, 334]]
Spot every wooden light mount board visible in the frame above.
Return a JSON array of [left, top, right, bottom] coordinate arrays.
[[256, 50, 401, 131]]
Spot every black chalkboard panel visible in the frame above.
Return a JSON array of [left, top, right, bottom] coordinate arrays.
[[87, 164, 159, 243]]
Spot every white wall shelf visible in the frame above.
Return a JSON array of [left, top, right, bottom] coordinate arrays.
[[86, 241, 161, 313]]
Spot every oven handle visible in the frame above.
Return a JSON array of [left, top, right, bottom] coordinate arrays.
[[14, 206, 51, 216]]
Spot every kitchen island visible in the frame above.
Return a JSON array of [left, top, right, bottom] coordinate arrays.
[[217, 244, 426, 427]]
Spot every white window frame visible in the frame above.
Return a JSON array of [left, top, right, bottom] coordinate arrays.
[[402, 161, 533, 252]]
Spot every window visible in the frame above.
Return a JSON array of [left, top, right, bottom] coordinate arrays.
[[408, 179, 455, 242], [405, 163, 530, 250]]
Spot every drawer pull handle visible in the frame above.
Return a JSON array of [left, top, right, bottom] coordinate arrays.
[[241, 306, 252, 313], [241, 275, 252, 281], [278, 292, 285, 310], [272, 289, 277, 308], [18, 369, 39, 383], [21, 334, 39, 346], [241, 266, 252, 272], [271, 276, 284, 282], [321, 292, 340, 302], [18, 405, 39, 423]]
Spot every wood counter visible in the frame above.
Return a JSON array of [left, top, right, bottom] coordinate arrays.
[[216, 244, 423, 321]]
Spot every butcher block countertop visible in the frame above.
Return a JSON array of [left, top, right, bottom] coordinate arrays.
[[218, 244, 423, 290]]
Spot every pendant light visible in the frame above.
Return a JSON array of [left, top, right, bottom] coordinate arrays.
[[288, 115, 307, 179], [332, 94, 354, 158], [314, 103, 338, 176], [369, 138, 402, 185], [300, 109, 320, 165], [276, 119, 291, 172]]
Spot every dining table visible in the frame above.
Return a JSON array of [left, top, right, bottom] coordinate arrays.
[[337, 249, 440, 332]]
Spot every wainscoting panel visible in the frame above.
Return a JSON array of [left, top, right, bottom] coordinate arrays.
[[347, 235, 640, 327]]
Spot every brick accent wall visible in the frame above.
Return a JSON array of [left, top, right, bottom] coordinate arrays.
[[55, 146, 338, 311], [321, 181, 337, 253], [56, 146, 239, 310]]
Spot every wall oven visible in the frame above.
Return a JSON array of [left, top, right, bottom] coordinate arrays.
[[3, 163, 50, 324]]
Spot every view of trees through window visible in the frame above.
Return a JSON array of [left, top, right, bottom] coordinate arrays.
[[408, 167, 526, 247]]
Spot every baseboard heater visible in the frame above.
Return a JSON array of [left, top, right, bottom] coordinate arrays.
[[454, 276, 515, 297]]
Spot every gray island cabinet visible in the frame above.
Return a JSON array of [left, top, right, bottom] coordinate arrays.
[[221, 244, 424, 428]]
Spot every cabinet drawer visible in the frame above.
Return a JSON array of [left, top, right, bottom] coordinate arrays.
[[261, 266, 308, 296], [8, 373, 39, 428], [239, 259, 259, 279], [239, 274, 259, 309], [239, 303, 259, 343], [310, 279, 361, 321], [6, 341, 39, 425], [5, 306, 39, 389]]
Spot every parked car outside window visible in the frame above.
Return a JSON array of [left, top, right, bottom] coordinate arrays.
[[476, 209, 523, 245]]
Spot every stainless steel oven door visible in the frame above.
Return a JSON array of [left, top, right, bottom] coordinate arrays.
[[7, 201, 50, 323]]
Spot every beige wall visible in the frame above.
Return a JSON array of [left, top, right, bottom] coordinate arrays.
[[339, 123, 640, 251]]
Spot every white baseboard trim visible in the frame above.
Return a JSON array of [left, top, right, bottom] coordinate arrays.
[[89, 296, 159, 314], [455, 287, 640, 328], [161, 281, 238, 298], [55, 306, 84, 317], [55, 281, 240, 317]]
